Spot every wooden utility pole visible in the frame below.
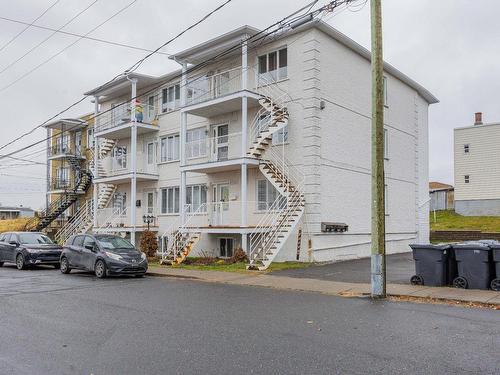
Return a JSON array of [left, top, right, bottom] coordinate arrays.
[[370, 0, 386, 298]]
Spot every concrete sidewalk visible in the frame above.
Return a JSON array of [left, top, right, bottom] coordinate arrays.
[[147, 266, 500, 307]]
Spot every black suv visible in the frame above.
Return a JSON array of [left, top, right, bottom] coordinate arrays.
[[0, 232, 62, 270], [60, 234, 148, 278]]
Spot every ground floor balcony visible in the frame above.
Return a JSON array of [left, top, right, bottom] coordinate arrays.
[[94, 207, 159, 233]]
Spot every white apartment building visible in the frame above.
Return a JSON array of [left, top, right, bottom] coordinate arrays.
[[53, 20, 436, 268], [454, 112, 500, 216]]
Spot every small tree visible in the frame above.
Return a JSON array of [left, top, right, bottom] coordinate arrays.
[[140, 230, 158, 258]]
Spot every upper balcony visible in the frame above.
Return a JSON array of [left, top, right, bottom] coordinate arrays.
[[182, 67, 262, 117], [93, 150, 158, 184], [47, 144, 86, 161], [94, 96, 160, 140]]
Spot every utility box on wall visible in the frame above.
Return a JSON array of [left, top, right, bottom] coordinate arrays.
[[321, 222, 348, 233]]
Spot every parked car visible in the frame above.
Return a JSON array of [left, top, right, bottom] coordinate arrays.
[[0, 232, 62, 270], [60, 234, 147, 278]]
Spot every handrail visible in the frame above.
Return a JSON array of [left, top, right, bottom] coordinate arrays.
[[55, 200, 94, 245]]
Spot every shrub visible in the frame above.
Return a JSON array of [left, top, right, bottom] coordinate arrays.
[[226, 248, 248, 264], [140, 230, 158, 258], [0, 218, 32, 233]]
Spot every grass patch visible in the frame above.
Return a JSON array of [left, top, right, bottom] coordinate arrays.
[[430, 210, 500, 232], [0, 218, 31, 233]]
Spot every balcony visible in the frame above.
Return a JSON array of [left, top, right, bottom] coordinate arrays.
[[94, 97, 159, 139], [181, 201, 270, 234], [183, 67, 261, 117], [47, 177, 85, 194], [94, 152, 158, 184], [47, 144, 86, 160], [94, 207, 158, 233], [181, 131, 259, 173]]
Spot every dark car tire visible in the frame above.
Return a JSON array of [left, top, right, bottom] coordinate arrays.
[[95, 260, 107, 279], [60, 257, 71, 274], [0, 262, 3, 267], [53, 263, 61, 269], [16, 254, 27, 270], [135, 274, 145, 278]]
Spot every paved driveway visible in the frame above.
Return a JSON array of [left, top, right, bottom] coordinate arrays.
[[271, 253, 414, 284]]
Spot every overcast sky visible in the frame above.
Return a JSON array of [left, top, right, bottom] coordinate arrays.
[[0, 0, 498, 210]]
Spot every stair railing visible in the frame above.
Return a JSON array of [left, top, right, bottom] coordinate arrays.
[[55, 199, 94, 244]]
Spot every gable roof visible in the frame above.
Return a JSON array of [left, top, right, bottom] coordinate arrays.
[[429, 182, 454, 192]]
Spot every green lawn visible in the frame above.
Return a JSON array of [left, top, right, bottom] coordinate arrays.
[[430, 210, 500, 232], [149, 259, 311, 273]]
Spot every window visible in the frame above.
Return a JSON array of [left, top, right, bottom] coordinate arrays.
[[383, 76, 388, 106], [258, 47, 288, 83], [257, 114, 288, 145], [161, 187, 180, 214], [112, 193, 127, 212], [87, 128, 94, 148], [219, 238, 234, 258], [56, 167, 70, 188], [161, 84, 180, 112], [73, 235, 84, 247], [464, 175, 470, 184], [464, 144, 470, 154], [160, 134, 180, 162], [112, 146, 127, 169], [83, 236, 96, 250], [384, 128, 389, 159], [186, 128, 207, 158], [55, 134, 70, 154], [257, 179, 282, 210], [186, 184, 207, 212], [147, 142, 154, 164]]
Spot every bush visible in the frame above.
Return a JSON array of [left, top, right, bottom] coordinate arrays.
[[226, 248, 248, 264], [0, 218, 32, 233], [140, 230, 158, 258]]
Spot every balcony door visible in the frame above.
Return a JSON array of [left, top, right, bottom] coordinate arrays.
[[211, 124, 228, 162], [211, 183, 229, 226], [144, 141, 155, 174], [75, 131, 82, 156]]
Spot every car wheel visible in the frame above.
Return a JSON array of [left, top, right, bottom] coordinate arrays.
[[95, 260, 107, 279], [135, 274, 145, 278], [60, 258, 71, 274], [16, 254, 26, 270]]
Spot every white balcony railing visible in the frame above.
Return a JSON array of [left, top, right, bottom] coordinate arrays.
[[186, 67, 242, 106], [184, 131, 242, 166], [99, 152, 158, 178], [96, 207, 130, 229], [95, 96, 160, 133]]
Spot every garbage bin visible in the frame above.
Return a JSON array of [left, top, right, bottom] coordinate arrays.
[[451, 242, 494, 290], [409, 244, 455, 286], [487, 243, 500, 291]]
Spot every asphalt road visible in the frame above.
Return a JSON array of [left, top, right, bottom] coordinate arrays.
[[271, 253, 414, 284], [0, 265, 499, 375]]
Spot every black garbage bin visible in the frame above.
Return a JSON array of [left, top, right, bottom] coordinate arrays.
[[409, 244, 455, 286], [451, 242, 494, 290], [488, 243, 500, 291]]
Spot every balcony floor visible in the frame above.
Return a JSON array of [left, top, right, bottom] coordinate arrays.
[[93, 172, 159, 184], [181, 157, 259, 173], [95, 122, 158, 140], [184, 225, 271, 234]]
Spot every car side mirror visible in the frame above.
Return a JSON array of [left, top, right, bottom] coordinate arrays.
[[84, 244, 96, 251]]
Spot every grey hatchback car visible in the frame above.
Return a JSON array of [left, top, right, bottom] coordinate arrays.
[[60, 234, 147, 278]]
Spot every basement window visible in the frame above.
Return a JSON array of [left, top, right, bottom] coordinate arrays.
[[464, 175, 470, 184]]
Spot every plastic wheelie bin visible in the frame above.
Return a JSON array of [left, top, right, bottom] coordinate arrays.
[[409, 244, 456, 286], [487, 243, 500, 291], [451, 242, 494, 290]]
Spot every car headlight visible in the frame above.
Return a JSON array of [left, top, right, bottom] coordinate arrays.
[[140, 252, 146, 260], [104, 252, 123, 261]]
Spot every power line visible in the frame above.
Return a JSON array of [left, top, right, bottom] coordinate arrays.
[[0, 0, 138, 93], [0, 0, 61, 53], [0, 0, 100, 77], [0, 15, 171, 56], [0, 0, 235, 153], [0, 154, 46, 165], [0, 0, 357, 162]]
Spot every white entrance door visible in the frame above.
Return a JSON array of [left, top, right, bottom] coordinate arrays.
[[145, 141, 155, 173], [211, 124, 229, 161], [211, 183, 229, 225], [145, 191, 155, 215]]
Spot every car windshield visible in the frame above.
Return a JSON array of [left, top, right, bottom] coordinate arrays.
[[18, 233, 54, 245], [96, 236, 136, 252]]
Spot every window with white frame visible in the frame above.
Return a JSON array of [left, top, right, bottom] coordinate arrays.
[[112, 146, 127, 169], [186, 184, 207, 212], [383, 76, 388, 106], [464, 175, 470, 184], [186, 128, 207, 158], [384, 128, 389, 159], [258, 47, 287, 83], [161, 84, 180, 113], [56, 167, 70, 188], [160, 134, 179, 162], [257, 114, 288, 145], [464, 144, 470, 154], [257, 179, 282, 211], [87, 128, 94, 148], [161, 186, 180, 214], [112, 192, 127, 212]]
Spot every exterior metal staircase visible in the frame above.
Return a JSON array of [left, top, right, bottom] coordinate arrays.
[[246, 87, 305, 270], [53, 139, 116, 244]]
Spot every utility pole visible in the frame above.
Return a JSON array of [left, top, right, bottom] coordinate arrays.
[[370, 0, 386, 298]]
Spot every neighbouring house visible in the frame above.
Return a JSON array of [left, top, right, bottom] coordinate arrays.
[[0, 206, 35, 220], [429, 182, 454, 211], [454, 112, 500, 216], [47, 20, 437, 267]]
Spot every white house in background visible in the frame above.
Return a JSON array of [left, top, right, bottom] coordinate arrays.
[[429, 182, 454, 211], [454, 112, 500, 216], [56, 20, 437, 268], [0, 206, 35, 220]]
